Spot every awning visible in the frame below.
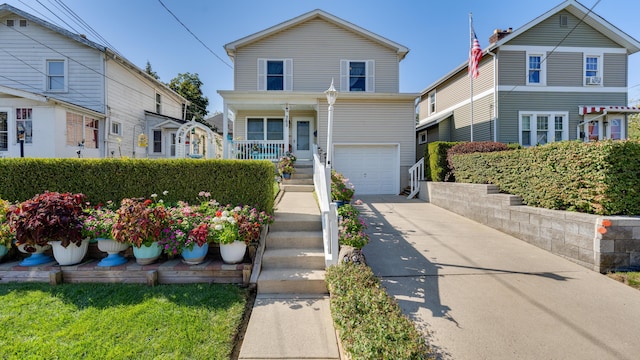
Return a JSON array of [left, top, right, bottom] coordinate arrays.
[[416, 111, 454, 131], [579, 105, 640, 115]]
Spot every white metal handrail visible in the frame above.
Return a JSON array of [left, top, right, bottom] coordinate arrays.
[[408, 157, 425, 199], [313, 145, 339, 267]]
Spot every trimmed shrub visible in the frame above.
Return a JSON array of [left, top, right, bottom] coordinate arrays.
[[446, 141, 510, 181], [326, 263, 430, 360], [0, 158, 275, 212], [426, 141, 460, 182], [451, 140, 640, 215]]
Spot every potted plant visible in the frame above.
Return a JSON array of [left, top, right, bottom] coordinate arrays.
[[0, 198, 14, 262], [277, 155, 296, 179], [331, 170, 355, 206], [111, 197, 169, 265], [7, 191, 88, 266], [159, 201, 213, 265], [83, 204, 129, 267], [210, 207, 245, 263]]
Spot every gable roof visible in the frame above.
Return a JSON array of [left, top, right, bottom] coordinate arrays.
[[419, 0, 640, 96], [224, 9, 409, 61]]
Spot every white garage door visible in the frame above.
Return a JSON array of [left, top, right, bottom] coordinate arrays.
[[333, 144, 399, 195]]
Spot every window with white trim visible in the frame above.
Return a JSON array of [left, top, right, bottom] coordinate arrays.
[[428, 92, 436, 115], [0, 111, 7, 151], [170, 132, 176, 157], [418, 131, 427, 144], [584, 55, 602, 86], [247, 117, 284, 141], [152, 130, 162, 153], [519, 111, 567, 146], [155, 93, 162, 113], [257, 59, 292, 91], [340, 60, 374, 92], [110, 121, 121, 136], [46, 59, 66, 92], [66, 112, 98, 148], [527, 54, 544, 85], [16, 108, 33, 144]]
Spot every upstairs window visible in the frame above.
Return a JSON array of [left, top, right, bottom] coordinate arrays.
[[6, 19, 14, 27], [340, 60, 374, 92], [155, 93, 162, 113], [16, 108, 33, 144], [584, 55, 601, 85], [46, 59, 66, 91], [258, 59, 292, 91], [429, 92, 436, 114], [527, 55, 542, 84]]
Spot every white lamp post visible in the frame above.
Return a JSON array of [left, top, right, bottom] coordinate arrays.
[[324, 79, 338, 168]]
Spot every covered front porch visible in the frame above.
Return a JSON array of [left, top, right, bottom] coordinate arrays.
[[578, 105, 640, 141], [218, 91, 323, 161]]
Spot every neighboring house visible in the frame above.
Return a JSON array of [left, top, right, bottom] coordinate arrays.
[[204, 112, 232, 158], [416, 0, 640, 159], [218, 9, 418, 194], [0, 4, 215, 159]]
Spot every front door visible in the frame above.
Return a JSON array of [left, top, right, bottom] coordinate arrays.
[[292, 118, 312, 160]]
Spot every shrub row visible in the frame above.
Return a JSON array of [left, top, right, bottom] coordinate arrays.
[[451, 140, 640, 215], [424, 141, 460, 182], [0, 158, 275, 212], [326, 263, 429, 360], [446, 141, 510, 182]]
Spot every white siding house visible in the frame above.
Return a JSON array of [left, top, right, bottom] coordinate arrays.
[[218, 9, 418, 194], [0, 4, 210, 159]]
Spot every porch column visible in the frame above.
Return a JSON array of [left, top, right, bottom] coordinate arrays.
[[284, 105, 290, 156], [223, 102, 229, 159]]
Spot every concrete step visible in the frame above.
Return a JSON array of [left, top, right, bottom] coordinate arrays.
[[293, 166, 313, 175], [291, 172, 313, 180], [262, 248, 325, 270], [257, 268, 328, 294], [267, 230, 323, 249], [280, 184, 314, 192], [282, 178, 313, 186], [270, 214, 322, 232]]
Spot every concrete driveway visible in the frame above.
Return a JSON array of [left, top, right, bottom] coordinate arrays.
[[359, 195, 640, 360]]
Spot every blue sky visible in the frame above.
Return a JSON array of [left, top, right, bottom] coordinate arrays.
[[6, 0, 640, 114]]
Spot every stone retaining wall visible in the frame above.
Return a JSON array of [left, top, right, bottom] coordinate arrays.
[[419, 182, 640, 273]]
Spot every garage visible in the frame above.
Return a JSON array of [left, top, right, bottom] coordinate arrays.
[[333, 144, 399, 195]]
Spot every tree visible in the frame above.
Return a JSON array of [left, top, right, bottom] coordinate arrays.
[[168, 72, 209, 122], [145, 61, 159, 80], [629, 113, 640, 140]]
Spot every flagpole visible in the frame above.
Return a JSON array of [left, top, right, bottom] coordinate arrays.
[[469, 13, 474, 142]]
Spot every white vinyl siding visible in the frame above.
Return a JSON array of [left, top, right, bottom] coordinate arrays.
[[257, 58, 292, 91], [340, 59, 374, 92], [519, 111, 568, 146]]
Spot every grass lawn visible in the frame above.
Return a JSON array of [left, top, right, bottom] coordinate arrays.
[[608, 272, 640, 291], [0, 283, 247, 359]]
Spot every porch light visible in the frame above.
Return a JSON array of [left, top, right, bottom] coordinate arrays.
[[325, 79, 338, 168]]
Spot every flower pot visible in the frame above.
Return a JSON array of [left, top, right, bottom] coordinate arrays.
[[49, 239, 90, 266], [96, 238, 130, 267], [132, 242, 162, 265], [219, 241, 246, 264], [17, 243, 53, 266], [334, 200, 345, 208], [282, 173, 291, 179], [182, 243, 209, 265], [0, 244, 8, 262]]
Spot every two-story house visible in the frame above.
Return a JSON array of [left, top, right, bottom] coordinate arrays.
[[416, 0, 640, 158], [218, 9, 418, 195], [0, 4, 215, 159]]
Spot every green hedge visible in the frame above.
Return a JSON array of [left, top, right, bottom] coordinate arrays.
[[0, 158, 275, 212], [425, 141, 460, 182], [451, 140, 640, 215], [326, 264, 429, 360]]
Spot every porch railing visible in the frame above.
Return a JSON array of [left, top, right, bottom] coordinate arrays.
[[229, 140, 285, 160], [313, 145, 339, 267], [408, 157, 425, 199]]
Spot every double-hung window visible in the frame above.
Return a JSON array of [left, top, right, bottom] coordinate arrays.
[[16, 108, 33, 144], [258, 59, 292, 91], [0, 111, 7, 151], [152, 130, 162, 153], [340, 60, 374, 92], [527, 54, 543, 85], [429, 92, 436, 114], [155, 93, 162, 113], [66, 112, 98, 148], [46, 59, 66, 92], [584, 55, 601, 85], [519, 111, 567, 146], [247, 118, 284, 141]]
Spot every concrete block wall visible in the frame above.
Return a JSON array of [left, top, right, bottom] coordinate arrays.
[[419, 182, 640, 273]]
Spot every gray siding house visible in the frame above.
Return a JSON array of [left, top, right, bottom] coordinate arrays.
[[416, 0, 640, 158], [218, 9, 418, 194]]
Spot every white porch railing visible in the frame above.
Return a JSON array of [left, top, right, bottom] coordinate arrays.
[[229, 140, 285, 160], [313, 145, 339, 267], [408, 157, 425, 199]]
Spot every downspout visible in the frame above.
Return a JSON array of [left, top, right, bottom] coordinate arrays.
[[487, 49, 498, 142]]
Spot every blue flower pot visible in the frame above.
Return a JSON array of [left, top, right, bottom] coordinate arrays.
[[96, 238, 129, 267], [334, 200, 345, 208], [17, 243, 53, 266], [132, 242, 162, 265], [182, 243, 209, 265]]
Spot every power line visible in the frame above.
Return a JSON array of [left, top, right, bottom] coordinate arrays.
[[157, 0, 233, 69], [34, 0, 80, 35]]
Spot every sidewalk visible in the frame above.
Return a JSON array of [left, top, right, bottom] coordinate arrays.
[[359, 195, 640, 360]]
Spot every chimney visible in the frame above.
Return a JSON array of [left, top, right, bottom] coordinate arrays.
[[489, 27, 512, 45]]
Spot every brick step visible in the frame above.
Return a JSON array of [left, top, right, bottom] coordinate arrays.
[[270, 214, 322, 232], [261, 248, 325, 270], [266, 230, 323, 249], [257, 268, 327, 294]]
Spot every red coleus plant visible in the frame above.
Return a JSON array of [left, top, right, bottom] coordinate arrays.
[[7, 191, 87, 248], [111, 198, 170, 248]]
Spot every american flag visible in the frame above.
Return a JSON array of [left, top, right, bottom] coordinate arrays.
[[468, 30, 482, 79]]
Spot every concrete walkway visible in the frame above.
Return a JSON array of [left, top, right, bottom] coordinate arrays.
[[359, 195, 640, 360]]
